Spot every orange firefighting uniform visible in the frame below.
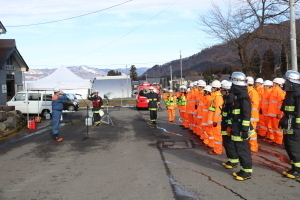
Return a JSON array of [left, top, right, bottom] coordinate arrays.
[[184, 90, 193, 128], [247, 86, 260, 152], [177, 92, 187, 126], [166, 95, 177, 122], [258, 87, 272, 137], [201, 94, 213, 146], [267, 86, 285, 144], [208, 90, 224, 154], [195, 90, 204, 137]]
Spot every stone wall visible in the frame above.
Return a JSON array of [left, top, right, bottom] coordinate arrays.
[[0, 106, 26, 138]]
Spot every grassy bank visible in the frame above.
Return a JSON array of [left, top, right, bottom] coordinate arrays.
[[78, 99, 136, 107]]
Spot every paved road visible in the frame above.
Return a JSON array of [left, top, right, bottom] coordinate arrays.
[[0, 106, 299, 200]]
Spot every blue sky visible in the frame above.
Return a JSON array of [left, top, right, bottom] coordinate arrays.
[[1, 0, 224, 69]]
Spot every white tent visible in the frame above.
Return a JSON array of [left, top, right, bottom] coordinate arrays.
[[27, 66, 92, 90]]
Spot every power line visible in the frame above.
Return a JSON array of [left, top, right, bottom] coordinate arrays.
[[6, 0, 133, 27], [53, 0, 179, 62], [28, 60, 170, 67]]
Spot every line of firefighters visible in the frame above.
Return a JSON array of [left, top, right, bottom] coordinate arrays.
[[161, 70, 300, 181]]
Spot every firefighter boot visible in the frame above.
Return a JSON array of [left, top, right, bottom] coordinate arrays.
[[285, 169, 300, 179], [235, 171, 252, 181], [221, 161, 238, 169]]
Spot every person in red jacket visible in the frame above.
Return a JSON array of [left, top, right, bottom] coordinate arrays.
[[88, 91, 104, 126]]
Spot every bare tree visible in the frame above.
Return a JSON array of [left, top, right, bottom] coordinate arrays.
[[199, 0, 292, 74]]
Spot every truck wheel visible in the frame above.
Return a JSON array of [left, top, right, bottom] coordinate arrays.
[[41, 109, 51, 118], [67, 105, 75, 111]]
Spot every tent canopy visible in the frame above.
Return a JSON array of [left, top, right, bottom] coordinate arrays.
[[27, 66, 92, 90]]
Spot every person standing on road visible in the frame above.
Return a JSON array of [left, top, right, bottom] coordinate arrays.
[[268, 78, 285, 146], [141, 86, 160, 124], [166, 90, 177, 122], [52, 86, 68, 142], [177, 86, 187, 127], [246, 76, 260, 152], [220, 81, 239, 169], [88, 91, 104, 126], [229, 72, 253, 181], [258, 80, 273, 141], [207, 80, 223, 155], [280, 70, 300, 179]]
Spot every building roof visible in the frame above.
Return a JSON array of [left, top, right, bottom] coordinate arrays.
[[0, 39, 29, 71], [146, 78, 161, 84], [0, 21, 7, 34]]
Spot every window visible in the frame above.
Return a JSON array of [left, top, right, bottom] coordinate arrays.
[[28, 93, 41, 101], [14, 93, 26, 101], [44, 94, 52, 101]]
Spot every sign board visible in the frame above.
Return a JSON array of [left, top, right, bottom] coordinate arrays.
[[2, 84, 7, 93], [4, 65, 15, 70]]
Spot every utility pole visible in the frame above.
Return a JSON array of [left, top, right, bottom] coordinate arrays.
[[170, 65, 173, 90], [180, 51, 182, 86], [289, 0, 298, 71], [126, 65, 129, 98]]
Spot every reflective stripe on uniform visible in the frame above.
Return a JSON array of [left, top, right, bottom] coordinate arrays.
[[221, 131, 227, 135], [232, 109, 240, 114], [231, 135, 243, 141], [228, 158, 239, 163], [241, 167, 253, 173], [285, 106, 295, 111], [242, 120, 250, 126], [294, 162, 300, 167]]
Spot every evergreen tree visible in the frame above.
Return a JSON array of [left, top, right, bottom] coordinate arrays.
[[261, 47, 275, 80], [129, 65, 138, 81], [107, 70, 121, 76], [250, 49, 261, 78]]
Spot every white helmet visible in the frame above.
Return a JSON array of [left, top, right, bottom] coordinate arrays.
[[53, 86, 61, 92], [221, 80, 228, 85], [204, 85, 212, 92], [222, 81, 232, 90], [198, 80, 206, 87], [193, 81, 198, 86], [255, 78, 264, 84], [285, 70, 300, 84], [211, 80, 221, 88], [273, 78, 282, 85], [189, 83, 193, 87], [149, 86, 155, 90], [246, 76, 254, 85], [230, 72, 248, 86], [169, 90, 173, 92], [263, 80, 273, 86], [181, 85, 187, 90]]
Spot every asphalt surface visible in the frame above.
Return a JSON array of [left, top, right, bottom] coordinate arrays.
[[0, 105, 299, 200]]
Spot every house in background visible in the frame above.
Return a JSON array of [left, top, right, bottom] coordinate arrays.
[[0, 39, 29, 105], [0, 21, 7, 35]]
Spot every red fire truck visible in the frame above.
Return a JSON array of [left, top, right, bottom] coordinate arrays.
[[135, 82, 161, 109]]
